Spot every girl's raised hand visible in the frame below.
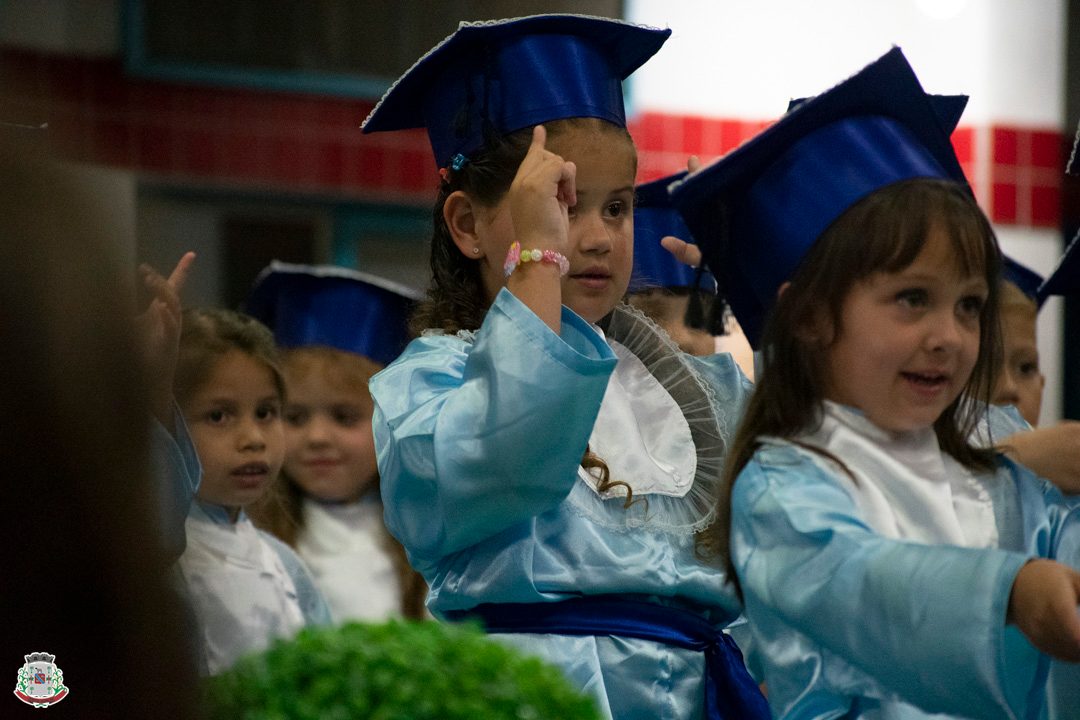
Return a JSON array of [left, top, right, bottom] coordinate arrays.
[[1007, 558, 1080, 662], [136, 251, 196, 430], [508, 124, 576, 255]]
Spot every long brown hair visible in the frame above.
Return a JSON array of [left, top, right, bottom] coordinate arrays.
[[703, 179, 1003, 588], [412, 117, 637, 503], [249, 346, 429, 619], [174, 307, 285, 406]]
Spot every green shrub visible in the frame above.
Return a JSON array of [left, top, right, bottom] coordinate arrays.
[[204, 620, 602, 720]]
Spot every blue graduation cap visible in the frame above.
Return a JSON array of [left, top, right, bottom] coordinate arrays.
[[1036, 230, 1080, 305], [632, 171, 715, 291], [670, 47, 967, 349], [361, 14, 670, 169], [789, 93, 967, 135], [1002, 255, 1044, 302], [243, 262, 421, 366]]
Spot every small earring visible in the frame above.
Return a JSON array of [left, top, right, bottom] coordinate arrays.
[[472, 247, 480, 255]]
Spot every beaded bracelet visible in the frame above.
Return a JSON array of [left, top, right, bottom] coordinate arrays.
[[503, 241, 570, 278]]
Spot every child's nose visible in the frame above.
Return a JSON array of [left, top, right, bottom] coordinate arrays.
[[927, 311, 965, 353], [574, 212, 613, 254], [304, 415, 333, 444], [237, 418, 268, 450]]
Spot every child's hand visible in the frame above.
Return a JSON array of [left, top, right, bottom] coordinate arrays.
[[136, 252, 196, 430], [660, 235, 702, 269], [1007, 558, 1080, 661], [1003, 422, 1080, 494], [509, 124, 576, 255]]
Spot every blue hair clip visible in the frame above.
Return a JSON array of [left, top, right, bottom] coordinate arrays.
[[450, 153, 468, 172]]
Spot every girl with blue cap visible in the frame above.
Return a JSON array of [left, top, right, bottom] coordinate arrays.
[[362, 14, 767, 720], [674, 47, 1080, 719], [244, 262, 428, 622]]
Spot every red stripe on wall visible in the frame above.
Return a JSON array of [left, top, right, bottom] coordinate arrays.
[[1, 49, 1065, 228]]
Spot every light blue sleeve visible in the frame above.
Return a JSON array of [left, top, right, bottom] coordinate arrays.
[[1039, 465, 1080, 720], [150, 403, 202, 562], [985, 403, 1033, 443], [371, 288, 617, 566], [689, 350, 755, 432], [732, 445, 1041, 719], [261, 532, 333, 627]]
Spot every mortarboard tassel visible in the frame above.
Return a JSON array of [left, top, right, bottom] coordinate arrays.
[[684, 265, 707, 329]]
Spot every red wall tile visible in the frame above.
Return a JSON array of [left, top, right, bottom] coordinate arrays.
[[992, 182, 1018, 224], [1030, 184, 1061, 228], [681, 116, 704, 156], [1031, 130, 1061, 169], [354, 145, 388, 187], [950, 127, 973, 165], [994, 127, 1018, 165]]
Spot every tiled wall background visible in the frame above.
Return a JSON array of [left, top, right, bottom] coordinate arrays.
[[2, 47, 1067, 228]]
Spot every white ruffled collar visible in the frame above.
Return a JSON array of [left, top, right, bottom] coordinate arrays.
[[563, 303, 731, 535]]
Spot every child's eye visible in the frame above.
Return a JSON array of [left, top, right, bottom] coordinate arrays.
[[604, 200, 627, 218], [333, 409, 363, 427], [207, 409, 228, 424], [957, 295, 985, 317], [896, 289, 928, 308], [1018, 360, 1041, 378], [256, 403, 281, 421]]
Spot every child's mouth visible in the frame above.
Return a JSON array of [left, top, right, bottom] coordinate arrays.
[[901, 371, 948, 393], [231, 462, 270, 488], [570, 271, 611, 289]]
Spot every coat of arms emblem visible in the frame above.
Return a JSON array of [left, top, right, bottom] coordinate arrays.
[[14, 652, 69, 708]]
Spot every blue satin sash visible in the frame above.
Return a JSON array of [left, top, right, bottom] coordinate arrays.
[[447, 595, 770, 720]]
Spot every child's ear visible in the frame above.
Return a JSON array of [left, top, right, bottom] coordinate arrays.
[[777, 282, 834, 346], [443, 191, 483, 259], [797, 310, 834, 347]]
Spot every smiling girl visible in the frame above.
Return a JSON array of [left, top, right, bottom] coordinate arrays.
[[174, 308, 329, 675], [674, 48, 1080, 719]]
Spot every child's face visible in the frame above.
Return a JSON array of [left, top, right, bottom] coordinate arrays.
[[820, 227, 988, 433], [475, 124, 637, 323], [283, 368, 378, 503], [186, 350, 284, 513], [992, 303, 1044, 425]]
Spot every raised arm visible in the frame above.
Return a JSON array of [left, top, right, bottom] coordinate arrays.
[[372, 290, 616, 567]]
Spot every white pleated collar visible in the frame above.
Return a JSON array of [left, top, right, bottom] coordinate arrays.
[[795, 401, 998, 548]]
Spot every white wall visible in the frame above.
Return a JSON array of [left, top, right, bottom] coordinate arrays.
[[627, 0, 1065, 126]]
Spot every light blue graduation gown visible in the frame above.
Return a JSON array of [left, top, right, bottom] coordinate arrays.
[[150, 402, 202, 561], [731, 402, 1080, 720], [372, 289, 753, 720]]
